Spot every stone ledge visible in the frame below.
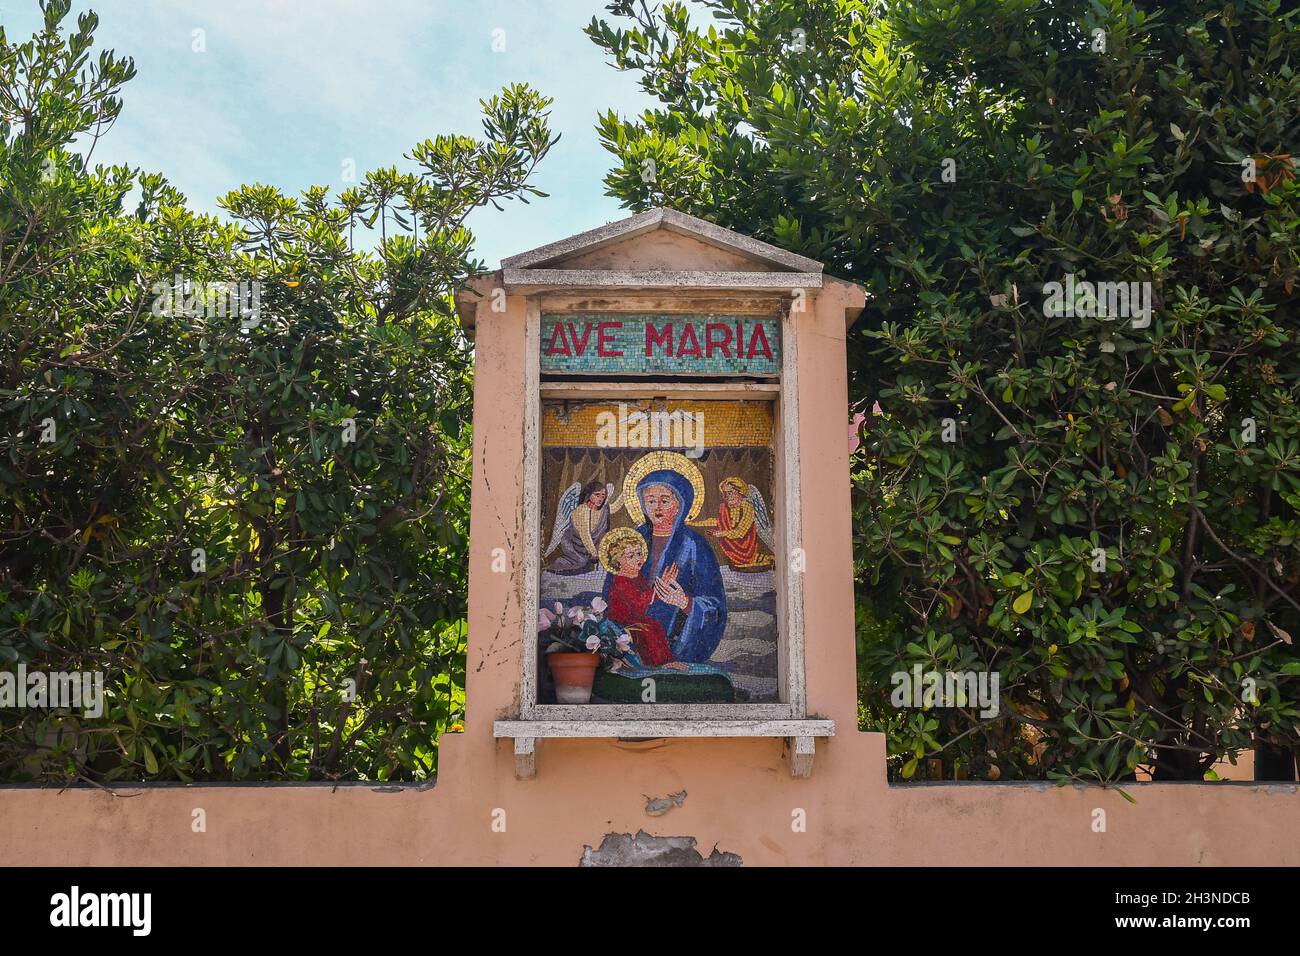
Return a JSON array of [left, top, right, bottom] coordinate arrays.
[[494, 718, 835, 780], [493, 718, 834, 738]]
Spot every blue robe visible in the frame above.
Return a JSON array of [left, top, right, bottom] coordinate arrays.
[[603, 469, 727, 663]]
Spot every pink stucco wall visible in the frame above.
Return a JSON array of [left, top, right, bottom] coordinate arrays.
[[1, 737, 1294, 866], [1, 234, 1295, 867]]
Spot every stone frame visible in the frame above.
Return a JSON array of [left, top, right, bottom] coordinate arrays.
[[474, 210, 856, 778], [494, 294, 834, 776]]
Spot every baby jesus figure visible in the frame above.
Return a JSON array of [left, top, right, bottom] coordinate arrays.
[[599, 528, 689, 671]]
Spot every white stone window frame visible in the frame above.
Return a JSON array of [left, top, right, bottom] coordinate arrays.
[[494, 296, 833, 776]]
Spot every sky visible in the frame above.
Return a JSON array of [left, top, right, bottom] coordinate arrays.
[[3, 0, 659, 267]]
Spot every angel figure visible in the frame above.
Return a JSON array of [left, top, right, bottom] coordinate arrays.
[[692, 477, 775, 569], [544, 479, 623, 574]]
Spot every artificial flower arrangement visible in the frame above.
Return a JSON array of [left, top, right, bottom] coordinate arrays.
[[537, 597, 635, 662], [537, 597, 640, 704]]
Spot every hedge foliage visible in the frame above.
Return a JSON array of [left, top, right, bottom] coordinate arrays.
[[589, 0, 1300, 781], [1, 2, 556, 782]]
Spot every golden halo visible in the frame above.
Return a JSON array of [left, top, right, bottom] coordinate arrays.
[[622, 451, 705, 525], [598, 527, 646, 574]]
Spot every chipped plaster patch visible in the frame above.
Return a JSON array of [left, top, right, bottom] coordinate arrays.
[[580, 829, 741, 867], [644, 790, 687, 816]]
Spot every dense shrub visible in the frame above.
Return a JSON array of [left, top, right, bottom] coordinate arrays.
[[589, 0, 1300, 781], [0, 2, 555, 782]]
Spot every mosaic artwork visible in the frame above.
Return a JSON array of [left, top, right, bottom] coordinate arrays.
[[538, 399, 780, 704]]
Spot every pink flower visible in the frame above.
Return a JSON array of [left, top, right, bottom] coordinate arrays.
[[553, 601, 563, 616], [585, 635, 601, 651], [590, 596, 607, 615], [567, 606, 585, 624], [616, 633, 632, 652], [537, 608, 555, 631], [872, 401, 883, 416], [848, 411, 867, 455]]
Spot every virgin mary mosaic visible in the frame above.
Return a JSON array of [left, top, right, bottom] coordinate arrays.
[[537, 400, 779, 704]]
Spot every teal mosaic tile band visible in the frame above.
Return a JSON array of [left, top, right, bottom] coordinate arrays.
[[540, 313, 781, 376]]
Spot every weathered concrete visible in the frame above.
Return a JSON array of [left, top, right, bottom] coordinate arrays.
[[0, 766, 1295, 866], [644, 790, 687, 816], [580, 830, 743, 867]]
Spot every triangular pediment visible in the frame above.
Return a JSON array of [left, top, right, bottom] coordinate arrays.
[[502, 207, 823, 276], [458, 207, 866, 330]]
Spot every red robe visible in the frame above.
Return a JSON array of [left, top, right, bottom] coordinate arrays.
[[716, 502, 761, 567], [606, 573, 674, 666]]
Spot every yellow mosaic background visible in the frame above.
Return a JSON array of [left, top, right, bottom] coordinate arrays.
[[541, 399, 773, 447]]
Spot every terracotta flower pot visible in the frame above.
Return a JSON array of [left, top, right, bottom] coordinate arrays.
[[548, 651, 600, 704]]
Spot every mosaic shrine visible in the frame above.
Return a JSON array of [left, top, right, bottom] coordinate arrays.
[[537, 398, 780, 704]]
